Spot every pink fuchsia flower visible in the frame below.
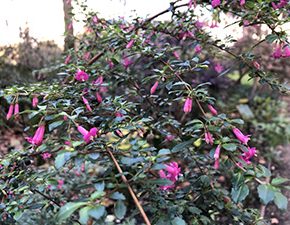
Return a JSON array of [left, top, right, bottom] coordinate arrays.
[[207, 104, 218, 116], [194, 45, 202, 54], [211, 0, 221, 8], [165, 134, 175, 142], [209, 20, 219, 28], [272, 45, 282, 59], [32, 96, 38, 108], [243, 20, 250, 26], [159, 162, 181, 190], [77, 125, 98, 144], [195, 20, 204, 29], [75, 69, 89, 82], [64, 55, 71, 64], [150, 81, 159, 95], [65, 140, 71, 146], [213, 144, 221, 169], [183, 97, 192, 113], [14, 103, 19, 119], [253, 61, 261, 70], [82, 96, 92, 112], [123, 57, 133, 69], [26, 124, 45, 146], [240, 0, 245, 6], [126, 39, 135, 49], [173, 51, 180, 60], [283, 46, 290, 58], [272, 0, 288, 9], [93, 76, 103, 86], [63, 115, 68, 121], [240, 147, 256, 164], [6, 104, 14, 120], [188, 0, 196, 8], [92, 15, 98, 23], [41, 152, 52, 160], [214, 63, 224, 73], [57, 180, 64, 189], [205, 131, 214, 145], [96, 92, 102, 103], [232, 127, 250, 145]]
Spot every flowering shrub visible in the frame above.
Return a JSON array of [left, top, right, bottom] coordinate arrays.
[[1, 0, 290, 224]]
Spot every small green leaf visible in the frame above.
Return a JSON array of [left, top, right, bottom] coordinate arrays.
[[57, 202, 87, 221], [257, 184, 275, 204], [90, 191, 105, 200], [55, 152, 71, 169], [114, 200, 126, 219], [172, 140, 193, 153], [172, 217, 187, 225], [274, 192, 288, 210], [110, 192, 126, 200], [222, 143, 237, 151], [88, 205, 105, 220], [148, 179, 173, 186], [231, 184, 249, 203], [79, 206, 91, 224], [48, 121, 64, 131], [271, 177, 289, 186]]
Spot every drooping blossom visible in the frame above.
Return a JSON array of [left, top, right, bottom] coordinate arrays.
[[214, 63, 224, 73], [173, 51, 180, 60], [214, 144, 221, 169], [150, 81, 159, 95], [57, 180, 64, 189], [207, 104, 218, 116], [96, 92, 102, 103], [194, 45, 202, 54], [92, 15, 98, 24], [272, 0, 288, 9], [283, 46, 290, 58], [114, 129, 124, 138], [14, 103, 19, 119], [188, 0, 197, 8], [26, 124, 45, 146], [159, 162, 181, 190], [243, 20, 250, 26], [165, 135, 175, 142], [183, 97, 192, 113], [77, 125, 98, 144], [211, 0, 221, 8], [6, 104, 14, 120], [41, 152, 52, 160], [253, 61, 261, 70], [179, 30, 194, 40], [240, 147, 256, 164], [195, 20, 204, 29], [82, 96, 92, 112], [75, 69, 89, 81], [240, 0, 246, 6], [232, 127, 250, 145], [64, 55, 71, 64], [83, 52, 91, 61], [209, 20, 219, 28], [32, 95, 38, 108], [65, 140, 72, 146], [123, 56, 133, 69], [93, 76, 103, 86], [126, 39, 135, 49], [205, 131, 214, 145], [272, 45, 282, 59]]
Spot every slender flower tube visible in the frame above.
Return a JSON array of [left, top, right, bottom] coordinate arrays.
[[232, 127, 250, 145], [14, 103, 19, 119], [205, 131, 214, 145], [26, 124, 45, 146], [77, 125, 98, 144], [159, 162, 181, 190], [96, 92, 102, 103], [82, 96, 92, 112], [207, 104, 218, 116], [183, 97, 192, 113], [64, 55, 71, 64], [6, 104, 14, 120], [32, 96, 38, 108], [150, 81, 159, 95], [214, 144, 221, 169], [240, 0, 245, 6], [126, 39, 134, 49]]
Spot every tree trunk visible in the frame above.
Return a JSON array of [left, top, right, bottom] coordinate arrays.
[[63, 0, 74, 50]]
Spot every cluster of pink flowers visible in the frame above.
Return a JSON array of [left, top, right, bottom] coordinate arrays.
[[26, 124, 45, 146], [272, 45, 290, 59], [211, 0, 221, 8], [159, 162, 181, 190], [77, 125, 98, 144], [205, 131, 214, 145], [272, 0, 288, 9], [75, 69, 89, 81], [6, 103, 19, 120]]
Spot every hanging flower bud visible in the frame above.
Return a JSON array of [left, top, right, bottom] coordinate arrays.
[[232, 127, 251, 145], [64, 55, 71, 64], [96, 92, 102, 103], [173, 51, 180, 60], [240, 0, 246, 6], [207, 104, 218, 116], [26, 124, 45, 146], [205, 131, 214, 145], [183, 97, 192, 113], [150, 81, 159, 95], [82, 96, 92, 112], [283, 46, 290, 58], [214, 144, 221, 169], [77, 125, 98, 144], [93, 76, 103, 86], [6, 104, 14, 120], [14, 103, 19, 119], [126, 39, 135, 49], [114, 129, 124, 138], [32, 96, 38, 108]]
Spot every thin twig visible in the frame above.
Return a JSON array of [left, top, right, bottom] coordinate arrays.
[[106, 148, 151, 225]]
